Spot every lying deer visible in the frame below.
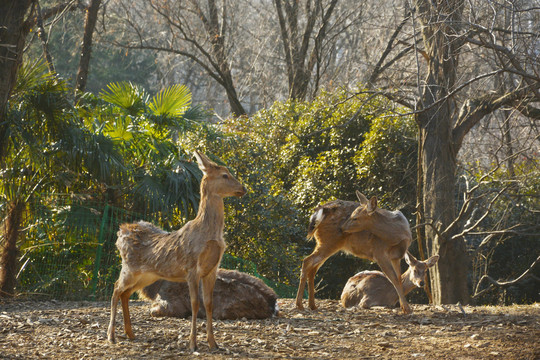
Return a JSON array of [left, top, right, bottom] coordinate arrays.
[[107, 152, 246, 351], [139, 269, 279, 320], [295, 191, 413, 314], [341, 252, 439, 308]]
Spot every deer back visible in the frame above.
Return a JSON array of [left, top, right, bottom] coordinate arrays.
[[341, 270, 400, 308], [308, 200, 387, 260], [140, 269, 278, 320], [341, 192, 412, 248], [116, 221, 203, 280]]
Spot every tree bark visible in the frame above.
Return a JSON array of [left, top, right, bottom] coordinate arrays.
[[0, 0, 33, 164], [415, 0, 470, 304], [0, 200, 25, 296], [75, 0, 102, 99], [34, 0, 56, 75], [274, 0, 338, 101], [188, 0, 246, 116]]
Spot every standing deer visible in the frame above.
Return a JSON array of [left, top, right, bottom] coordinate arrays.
[[295, 191, 413, 314], [107, 152, 246, 352], [139, 269, 279, 320], [341, 252, 439, 308]]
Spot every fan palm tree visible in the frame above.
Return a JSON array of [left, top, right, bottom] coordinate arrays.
[[1, 63, 207, 296], [0, 61, 124, 296], [93, 81, 208, 222]]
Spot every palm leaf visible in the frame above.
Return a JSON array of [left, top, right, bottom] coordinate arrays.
[[148, 84, 191, 117], [99, 82, 147, 116], [182, 104, 209, 122], [11, 60, 53, 100], [103, 116, 134, 142]]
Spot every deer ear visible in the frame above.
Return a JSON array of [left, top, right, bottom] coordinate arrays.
[[367, 196, 378, 212], [356, 191, 368, 204], [426, 255, 440, 267], [404, 252, 417, 266], [194, 151, 211, 174]]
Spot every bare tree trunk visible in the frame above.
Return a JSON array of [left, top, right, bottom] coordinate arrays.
[[0, 200, 25, 297], [274, 0, 338, 101], [34, 0, 56, 75], [75, 0, 102, 99], [0, 0, 33, 164], [415, 0, 470, 304], [419, 119, 470, 304]]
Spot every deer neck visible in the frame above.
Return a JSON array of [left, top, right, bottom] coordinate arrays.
[[400, 269, 417, 296], [194, 185, 225, 233]]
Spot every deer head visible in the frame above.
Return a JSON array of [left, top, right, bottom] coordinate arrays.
[[194, 151, 247, 198], [404, 252, 440, 287], [341, 191, 378, 233]]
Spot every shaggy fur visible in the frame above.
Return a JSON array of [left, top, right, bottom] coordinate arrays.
[[139, 269, 279, 320]]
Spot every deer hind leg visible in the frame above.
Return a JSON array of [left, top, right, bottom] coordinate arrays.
[[108, 272, 133, 344], [108, 285, 121, 343], [296, 246, 338, 310], [201, 270, 219, 351], [108, 270, 141, 343]]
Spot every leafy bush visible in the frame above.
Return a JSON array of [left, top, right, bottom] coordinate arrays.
[[183, 87, 418, 298]]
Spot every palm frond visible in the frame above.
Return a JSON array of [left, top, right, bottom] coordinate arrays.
[[103, 116, 135, 142], [148, 84, 191, 117], [99, 82, 147, 116], [11, 60, 54, 100], [182, 104, 210, 122]]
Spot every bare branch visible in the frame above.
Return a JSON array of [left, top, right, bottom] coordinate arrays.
[[453, 83, 540, 151], [367, 12, 411, 85], [472, 255, 540, 299], [515, 104, 540, 120]]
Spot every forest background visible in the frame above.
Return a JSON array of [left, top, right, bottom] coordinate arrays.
[[0, 0, 538, 306]]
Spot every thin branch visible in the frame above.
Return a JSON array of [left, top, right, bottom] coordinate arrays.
[[472, 255, 540, 298], [466, 30, 540, 102], [515, 104, 540, 120], [453, 83, 540, 151], [368, 12, 411, 85], [448, 185, 510, 240]]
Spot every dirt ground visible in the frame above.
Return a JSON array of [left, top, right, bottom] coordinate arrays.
[[1, 298, 539, 359]]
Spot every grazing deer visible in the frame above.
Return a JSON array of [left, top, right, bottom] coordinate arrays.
[[107, 152, 246, 351], [139, 269, 279, 320], [341, 252, 439, 308], [295, 191, 413, 314]]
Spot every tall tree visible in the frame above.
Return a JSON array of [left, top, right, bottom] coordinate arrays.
[[75, 0, 102, 98], [274, 0, 338, 100], [364, 0, 539, 304], [0, 0, 33, 164], [413, 0, 539, 304], [110, 0, 247, 116]]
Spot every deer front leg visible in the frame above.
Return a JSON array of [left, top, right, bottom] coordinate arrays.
[[201, 271, 219, 351], [187, 275, 200, 352], [376, 255, 411, 314], [120, 291, 135, 340], [391, 257, 411, 314], [306, 264, 320, 310]]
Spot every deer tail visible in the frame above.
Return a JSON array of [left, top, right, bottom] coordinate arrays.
[[307, 207, 324, 240]]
